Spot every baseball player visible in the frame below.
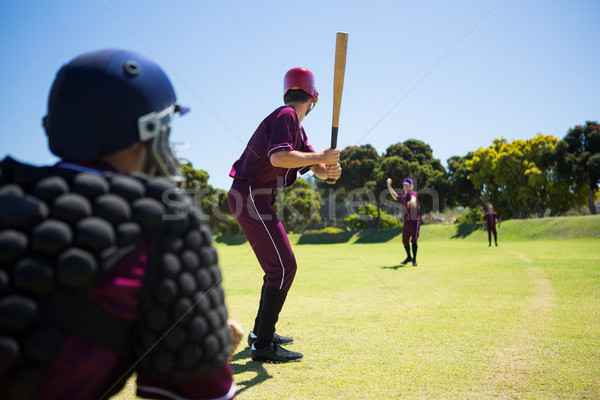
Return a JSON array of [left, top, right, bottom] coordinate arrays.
[[227, 67, 342, 362], [0, 50, 235, 400], [387, 177, 421, 266], [483, 204, 501, 246]]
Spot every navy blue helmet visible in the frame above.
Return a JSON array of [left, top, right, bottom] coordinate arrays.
[[43, 49, 188, 177]]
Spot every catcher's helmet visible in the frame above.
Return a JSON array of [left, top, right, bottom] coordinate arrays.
[[43, 49, 187, 177], [283, 67, 318, 102]]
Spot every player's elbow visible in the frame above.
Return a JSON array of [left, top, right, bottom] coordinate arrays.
[[270, 153, 285, 168]]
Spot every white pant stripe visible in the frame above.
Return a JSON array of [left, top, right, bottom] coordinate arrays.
[[249, 185, 285, 289]]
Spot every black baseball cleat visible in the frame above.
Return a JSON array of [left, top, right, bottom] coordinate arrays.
[[247, 331, 294, 347], [401, 257, 413, 265], [412, 260, 418, 266], [251, 343, 303, 363]]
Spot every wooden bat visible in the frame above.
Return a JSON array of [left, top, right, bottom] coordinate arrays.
[[326, 32, 348, 184]]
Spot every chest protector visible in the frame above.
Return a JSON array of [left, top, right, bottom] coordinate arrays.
[[0, 157, 231, 399]]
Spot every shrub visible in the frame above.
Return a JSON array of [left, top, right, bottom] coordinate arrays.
[[454, 208, 484, 224], [297, 226, 353, 244], [343, 204, 402, 230], [304, 227, 345, 234]]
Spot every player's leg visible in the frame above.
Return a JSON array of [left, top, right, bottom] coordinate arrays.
[[401, 223, 412, 264], [229, 186, 268, 347], [487, 226, 492, 246], [248, 285, 266, 346], [492, 226, 498, 246], [228, 184, 298, 359], [238, 185, 302, 362], [411, 220, 420, 266]]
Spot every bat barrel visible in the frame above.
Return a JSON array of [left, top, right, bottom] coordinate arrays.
[[331, 32, 348, 129], [327, 32, 348, 185]]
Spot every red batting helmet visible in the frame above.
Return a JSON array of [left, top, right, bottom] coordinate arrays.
[[284, 67, 319, 102]]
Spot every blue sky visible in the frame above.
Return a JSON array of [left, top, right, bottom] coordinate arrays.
[[1, 0, 598, 190]]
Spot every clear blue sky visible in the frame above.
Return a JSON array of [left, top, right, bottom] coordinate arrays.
[[1, 0, 598, 190]]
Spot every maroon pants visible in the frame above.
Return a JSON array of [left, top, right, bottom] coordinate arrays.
[[227, 180, 297, 291], [487, 225, 497, 242], [402, 219, 421, 246]]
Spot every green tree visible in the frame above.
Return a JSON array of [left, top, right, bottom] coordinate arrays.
[[446, 153, 481, 209], [553, 121, 600, 214], [178, 161, 241, 235], [275, 178, 321, 233], [334, 144, 381, 192], [327, 144, 381, 226], [467, 134, 568, 218]]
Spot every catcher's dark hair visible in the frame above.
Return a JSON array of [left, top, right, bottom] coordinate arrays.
[[284, 89, 312, 105]]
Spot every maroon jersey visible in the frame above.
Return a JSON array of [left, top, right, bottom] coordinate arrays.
[[230, 105, 314, 189], [484, 211, 500, 228], [397, 191, 420, 222]]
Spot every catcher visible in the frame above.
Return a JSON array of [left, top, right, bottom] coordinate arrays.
[[0, 50, 235, 400]]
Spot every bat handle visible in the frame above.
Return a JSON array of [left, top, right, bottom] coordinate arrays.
[[330, 127, 338, 150], [326, 126, 339, 184]]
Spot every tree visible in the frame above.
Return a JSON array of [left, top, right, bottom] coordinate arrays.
[[179, 161, 241, 235], [275, 178, 321, 233], [325, 144, 382, 226], [180, 161, 211, 210], [467, 134, 570, 218], [446, 153, 481, 209], [554, 121, 600, 214], [333, 144, 381, 192]]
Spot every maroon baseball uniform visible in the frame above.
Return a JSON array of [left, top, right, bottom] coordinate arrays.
[[397, 191, 421, 246], [230, 105, 314, 189], [228, 105, 314, 291], [484, 211, 500, 245]]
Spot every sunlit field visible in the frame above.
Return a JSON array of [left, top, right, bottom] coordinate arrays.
[[117, 215, 600, 399]]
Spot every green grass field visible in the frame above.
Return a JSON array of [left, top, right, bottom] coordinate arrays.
[[117, 215, 600, 399]]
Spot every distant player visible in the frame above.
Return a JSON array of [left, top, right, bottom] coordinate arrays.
[[387, 177, 421, 266], [483, 204, 501, 246]]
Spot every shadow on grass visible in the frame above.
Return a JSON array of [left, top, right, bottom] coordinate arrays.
[[382, 264, 408, 270], [451, 223, 480, 239], [215, 234, 248, 245], [297, 231, 354, 244], [230, 347, 272, 395], [354, 227, 402, 243]]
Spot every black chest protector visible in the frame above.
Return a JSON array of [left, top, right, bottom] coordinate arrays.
[[0, 157, 231, 399]]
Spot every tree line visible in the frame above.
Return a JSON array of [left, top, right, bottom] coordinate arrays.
[[181, 121, 599, 235]]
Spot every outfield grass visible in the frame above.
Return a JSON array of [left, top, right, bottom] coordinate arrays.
[[116, 215, 600, 399]]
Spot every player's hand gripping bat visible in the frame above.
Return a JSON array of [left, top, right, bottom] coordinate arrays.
[[326, 32, 348, 184]]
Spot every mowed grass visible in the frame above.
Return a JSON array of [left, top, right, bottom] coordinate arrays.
[[116, 216, 600, 399]]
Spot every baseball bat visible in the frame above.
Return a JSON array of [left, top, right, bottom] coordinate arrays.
[[326, 31, 348, 184]]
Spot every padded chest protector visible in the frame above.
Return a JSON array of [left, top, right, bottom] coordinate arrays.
[[0, 157, 231, 399]]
